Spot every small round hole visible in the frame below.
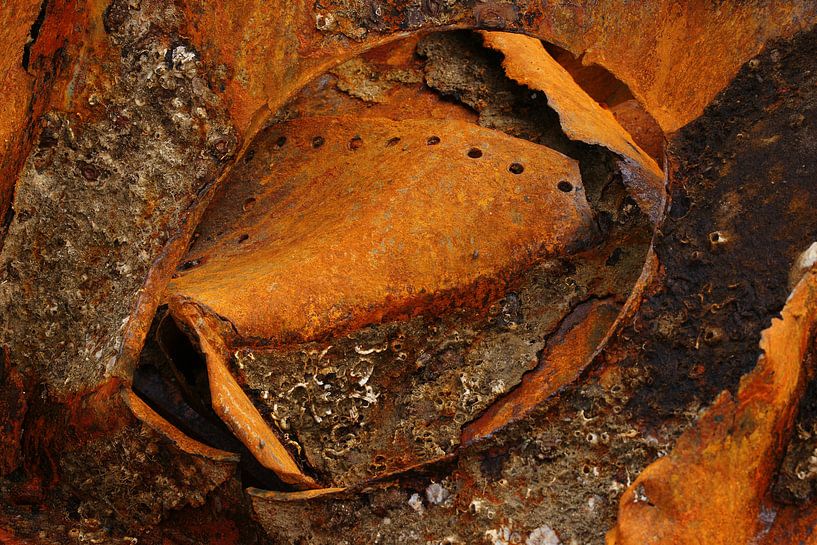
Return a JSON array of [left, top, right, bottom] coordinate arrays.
[[242, 197, 256, 211], [427, 136, 440, 145], [557, 180, 573, 192], [467, 147, 483, 159], [312, 136, 325, 148], [272, 136, 287, 149], [238, 234, 249, 244], [386, 137, 401, 147], [349, 135, 363, 150], [508, 163, 524, 174]]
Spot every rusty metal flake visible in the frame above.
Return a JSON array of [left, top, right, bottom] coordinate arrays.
[[169, 300, 320, 489], [246, 487, 346, 501], [168, 116, 596, 344], [479, 31, 666, 224], [608, 269, 817, 545], [124, 388, 240, 463]]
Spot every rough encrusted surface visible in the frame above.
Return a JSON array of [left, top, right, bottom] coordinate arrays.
[[237, 253, 627, 487], [0, 0, 235, 395], [252, 357, 687, 545], [774, 348, 817, 504], [626, 24, 817, 422], [59, 424, 235, 529]]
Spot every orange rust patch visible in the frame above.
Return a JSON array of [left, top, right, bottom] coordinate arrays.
[[0, 1, 40, 217], [610, 99, 666, 166], [608, 269, 817, 545], [168, 116, 595, 343]]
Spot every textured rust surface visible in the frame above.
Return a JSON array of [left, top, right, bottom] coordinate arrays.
[[0, 1, 817, 544], [169, 115, 595, 343]]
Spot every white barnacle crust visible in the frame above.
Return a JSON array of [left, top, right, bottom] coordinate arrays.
[[526, 525, 560, 545]]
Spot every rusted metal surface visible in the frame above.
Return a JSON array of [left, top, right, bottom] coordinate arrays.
[[246, 487, 346, 501], [0, 0, 815, 543], [0, 0, 237, 399], [157, 41, 662, 493], [0, 0, 41, 237], [465, 234, 659, 444], [479, 31, 665, 223], [762, 501, 817, 545], [608, 269, 817, 545], [169, 115, 595, 343], [170, 300, 319, 489]]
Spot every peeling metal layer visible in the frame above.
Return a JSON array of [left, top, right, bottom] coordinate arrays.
[[480, 31, 665, 224], [168, 116, 596, 344]]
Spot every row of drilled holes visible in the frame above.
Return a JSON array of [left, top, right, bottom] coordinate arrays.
[[273, 133, 541, 177], [219, 134, 575, 252]]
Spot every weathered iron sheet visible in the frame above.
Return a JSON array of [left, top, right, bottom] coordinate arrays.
[[169, 116, 596, 343]]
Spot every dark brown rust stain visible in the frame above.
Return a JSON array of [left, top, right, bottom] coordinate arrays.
[[624, 25, 817, 424], [0, 347, 28, 476]]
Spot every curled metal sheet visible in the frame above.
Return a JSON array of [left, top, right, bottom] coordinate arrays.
[[152, 33, 668, 494], [480, 31, 665, 224], [124, 388, 239, 463]]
